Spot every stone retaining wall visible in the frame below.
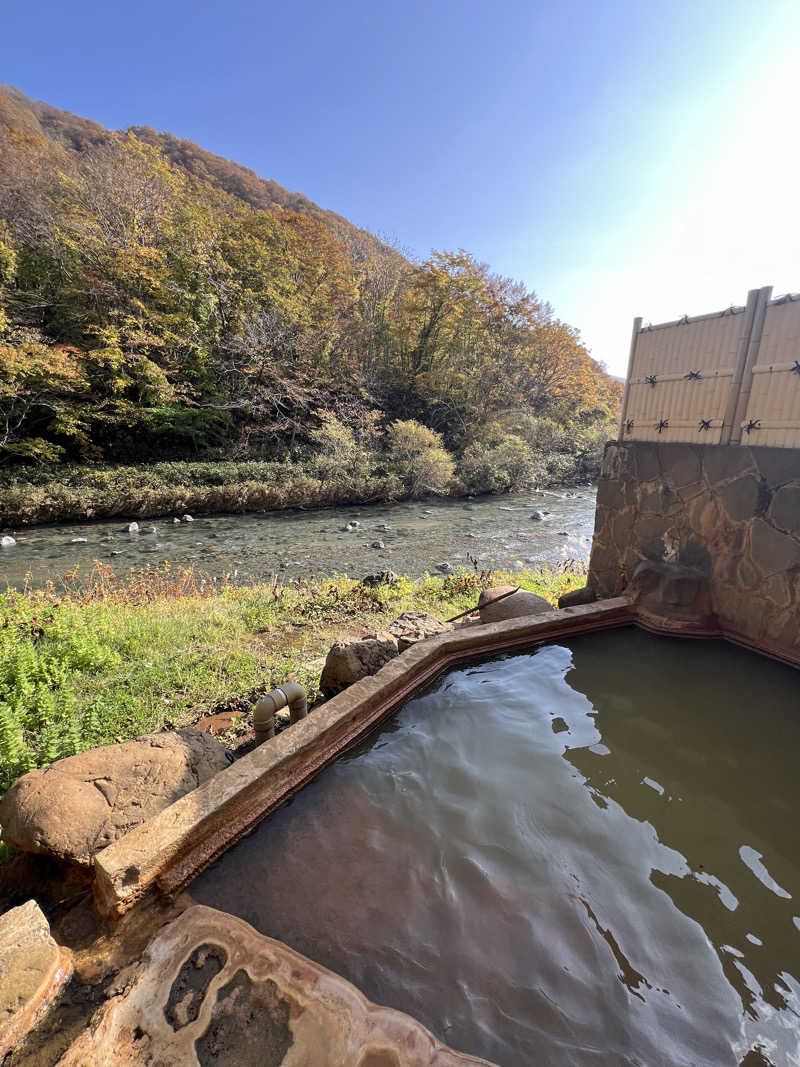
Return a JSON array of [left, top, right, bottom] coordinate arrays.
[[588, 442, 800, 661]]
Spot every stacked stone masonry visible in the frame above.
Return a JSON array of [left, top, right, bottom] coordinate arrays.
[[588, 442, 800, 661]]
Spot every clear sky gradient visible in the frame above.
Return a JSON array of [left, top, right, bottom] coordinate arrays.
[[3, 0, 800, 374]]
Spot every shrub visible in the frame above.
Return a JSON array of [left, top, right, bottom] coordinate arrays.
[[386, 420, 455, 495], [458, 433, 539, 493]]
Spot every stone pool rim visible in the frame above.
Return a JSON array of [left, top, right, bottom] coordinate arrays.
[[92, 595, 799, 917]]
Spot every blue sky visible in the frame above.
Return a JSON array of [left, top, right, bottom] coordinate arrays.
[[3, 0, 800, 374]]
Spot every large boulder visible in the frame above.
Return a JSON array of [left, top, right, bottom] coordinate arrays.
[[478, 585, 554, 623], [386, 610, 452, 651], [0, 900, 73, 1059], [0, 729, 229, 865], [320, 633, 399, 697], [320, 612, 453, 696]]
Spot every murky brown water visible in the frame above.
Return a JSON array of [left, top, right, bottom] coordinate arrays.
[[0, 488, 595, 589], [195, 628, 800, 1066]]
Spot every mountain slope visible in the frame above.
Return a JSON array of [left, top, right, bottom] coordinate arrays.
[[0, 84, 621, 476]]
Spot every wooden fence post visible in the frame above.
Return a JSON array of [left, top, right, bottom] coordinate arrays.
[[728, 285, 772, 444], [617, 316, 642, 441]]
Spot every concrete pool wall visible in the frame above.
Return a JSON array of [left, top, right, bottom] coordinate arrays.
[[87, 441, 800, 919], [93, 597, 633, 916]]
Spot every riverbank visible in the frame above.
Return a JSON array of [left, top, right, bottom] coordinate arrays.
[[0, 564, 584, 797], [0, 452, 599, 528]]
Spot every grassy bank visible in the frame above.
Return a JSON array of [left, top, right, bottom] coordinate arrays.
[[0, 447, 601, 528], [0, 563, 585, 794]]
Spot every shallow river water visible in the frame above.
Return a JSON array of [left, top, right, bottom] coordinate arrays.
[[0, 488, 596, 589], [192, 629, 800, 1067]]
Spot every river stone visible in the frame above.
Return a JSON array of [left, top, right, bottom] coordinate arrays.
[[320, 634, 399, 697], [182, 514, 194, 522], [478, 585, 554, 623], [370, 540, 385, 549], [59, 904, 493, 1066], [1, 535, 16, 547], [360, 571, 398, 587], [0, 729, 229, 865], [0, 900, 73, 1060], [124, 521, 139, 533], [530, 510, 544, 520], [387, 611, 452, 652]]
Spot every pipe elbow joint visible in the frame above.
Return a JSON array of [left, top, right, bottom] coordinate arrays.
[[253, 683, 308, 743]]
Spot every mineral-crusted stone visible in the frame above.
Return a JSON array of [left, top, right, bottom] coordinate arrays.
[[478, 585, 553, 623], [59, 905, 493, 1066], [0, 729, 229, 865], [0, 900, 73, 1059]]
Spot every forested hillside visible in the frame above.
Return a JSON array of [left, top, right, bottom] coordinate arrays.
[[0, 85, 621, 518]]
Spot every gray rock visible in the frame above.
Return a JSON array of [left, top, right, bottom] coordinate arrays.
[[375, 523, 390, 532], [361, 571, 398, 587], [769, 484, 800, 532], [0, 728, 229, 865], [531, 511, 545, 521], [320, 633, 400, 696], [70, 537, 88, 544], [436, 562, 452, 573], [1, 536, 16, 547], [181, 514, 194, 523], [173, 517, 181, 524], [750, 519, 800, 575], [718, 475, 761, 523], [386, 611, 452, 651], [140, 525, 157, 535], [370, 540, 385, 550], [124, 522, 139, 534], [109, 550, 122, 557]]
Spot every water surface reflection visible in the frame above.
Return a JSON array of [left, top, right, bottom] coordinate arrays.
[[192, 629, 800, 1066]]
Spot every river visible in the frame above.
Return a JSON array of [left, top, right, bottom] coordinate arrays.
[[0, 486, 596, 590]]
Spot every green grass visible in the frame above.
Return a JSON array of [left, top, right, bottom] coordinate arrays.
[[0, 563, 585, 795]]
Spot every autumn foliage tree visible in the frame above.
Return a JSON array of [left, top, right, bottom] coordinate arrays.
[[0, 85, 622, 478]]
